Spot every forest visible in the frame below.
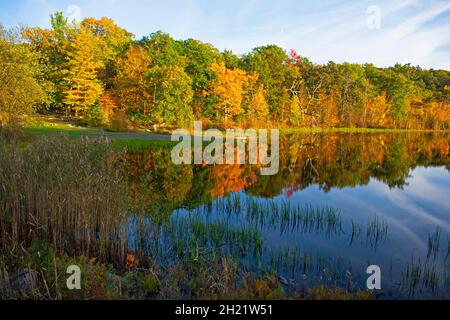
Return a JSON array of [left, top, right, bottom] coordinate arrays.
[[1, 12, 449, 131]]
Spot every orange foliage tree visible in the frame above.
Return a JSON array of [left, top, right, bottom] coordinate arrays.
[[112, 45, 152, 116], [210, 62, 252, 126]]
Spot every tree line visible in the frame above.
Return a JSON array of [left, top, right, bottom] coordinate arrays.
[[1, 12, 449, 130]]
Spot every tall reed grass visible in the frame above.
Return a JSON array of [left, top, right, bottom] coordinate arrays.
[[0, 133, 129, 266]]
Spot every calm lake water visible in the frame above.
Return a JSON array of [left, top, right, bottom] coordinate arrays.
[[124, 133, 450, 299]]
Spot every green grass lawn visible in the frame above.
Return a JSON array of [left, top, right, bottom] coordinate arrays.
[[110, 138, 178, 152], [22, 117, 175, 151], [23, 117, 105, 136]]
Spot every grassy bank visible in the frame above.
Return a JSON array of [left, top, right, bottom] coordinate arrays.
[[24, 116, 450, 137]]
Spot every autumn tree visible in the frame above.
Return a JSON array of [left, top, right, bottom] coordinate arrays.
[[0, 26, 46, 127], [82, 17, 132, 57], [63, 26, 104, 117], [177, 39, 220, 120], [283, 49, 310, 126], [81, 17, 133, 85], [444, 85, 450, 104], [146, 65, 194, 127], [366, 92, 389, 127], [247, 86, 270, 125], [85, 91, 118, 127], [22, 12, 73, 111], [142, 31, 185, 67], [242, 45, 289, 116], [112, 44, 152, 116], [366, 64, 423, 124], [210, 62, 252, 126]]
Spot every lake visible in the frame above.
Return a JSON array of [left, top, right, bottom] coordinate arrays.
[[123, 132, 450, 299]]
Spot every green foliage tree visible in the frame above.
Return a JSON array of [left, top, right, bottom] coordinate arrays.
[[147, 65, 194, 127], [22, 12, 73, 112], [142, 31, 185, 67], [0, 26, 46, 127], [177, 39, 220, 120], [242, 45, 289, 115]]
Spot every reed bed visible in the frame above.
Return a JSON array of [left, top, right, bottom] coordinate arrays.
[[0, 134, 129, 265]]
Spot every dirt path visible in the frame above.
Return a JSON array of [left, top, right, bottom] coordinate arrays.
[[84, 132, 173, 140]]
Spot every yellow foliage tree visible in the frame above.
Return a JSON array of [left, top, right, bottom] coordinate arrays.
[[0, 28, 46, 127], [63, 27, 104, 117], [247, 86, 269, 125], [367, 93, 389, 128], [210, 62, 250, 126], [289, 97, 303, 127], [113, 45, 152, 115], [321, 95, 340, 128]]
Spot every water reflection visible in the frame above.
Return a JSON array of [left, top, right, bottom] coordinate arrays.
[[125, 133, 450, 298]]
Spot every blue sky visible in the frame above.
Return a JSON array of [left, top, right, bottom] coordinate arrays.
[[1, 0, 449, 69]]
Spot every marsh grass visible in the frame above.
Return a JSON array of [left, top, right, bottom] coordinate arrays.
[[0, 133, 129, 266], [130, 195, 383, 290], [161, 215, 264, 260], [427, 227, 441, 260], [111, 138, 176, 153], [349, 220, 362, 246], [400, 257, 440, 295], [211, 195, 343, 235], [447, 238, 450, 260], [267, 247, 345, 281], [366, 216, 388, 249]]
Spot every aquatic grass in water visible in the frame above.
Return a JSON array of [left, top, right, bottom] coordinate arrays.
[[400, 257, 441, 296], [266, 247, 348, 284], [366, 216, 388, 250], [211, 194, 343, 236], [159, 215, 264, 261], [126, 193, 399, 293], [349, 220, 362, 246], [427, 227, 441, 260], [447, 238, 450, 260]]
